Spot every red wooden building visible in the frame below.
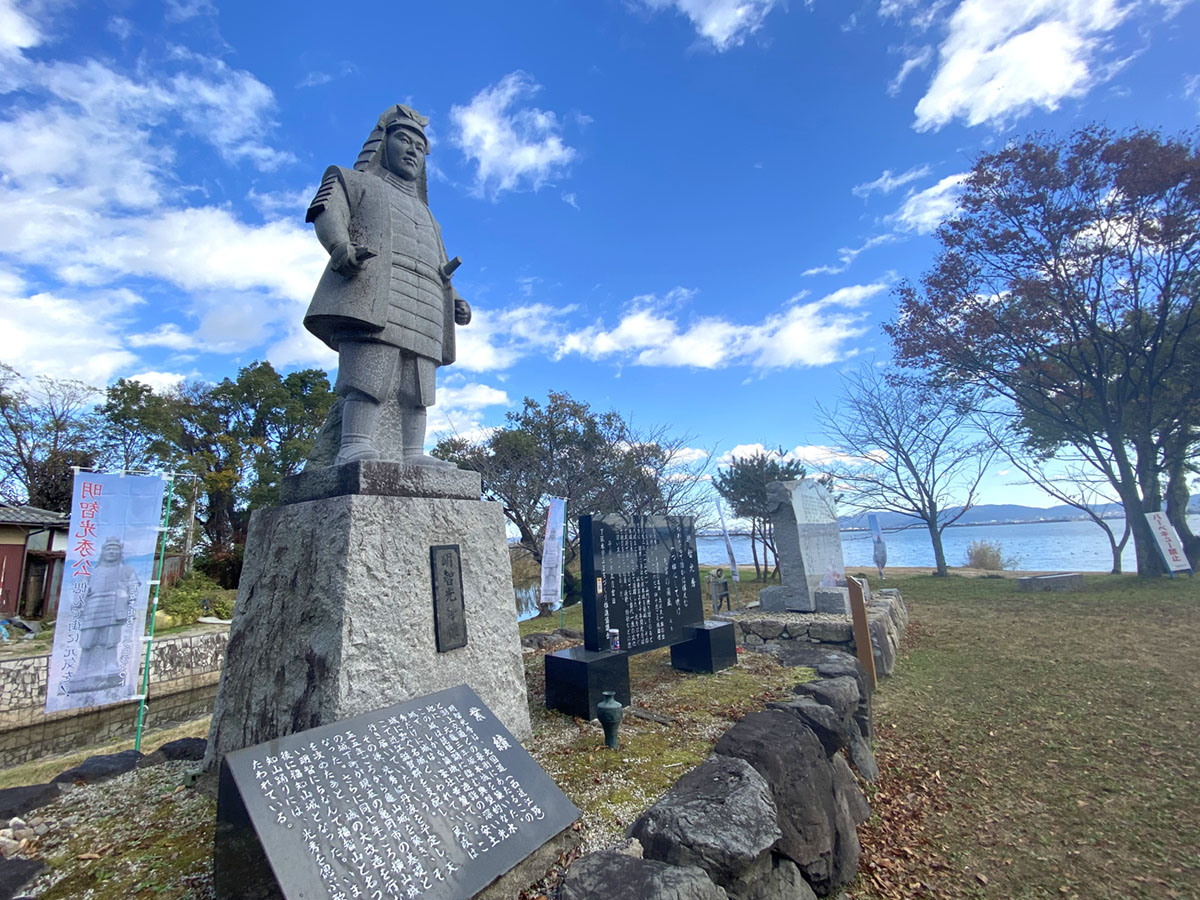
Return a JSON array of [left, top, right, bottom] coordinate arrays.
[[0, 503, 70, 620]]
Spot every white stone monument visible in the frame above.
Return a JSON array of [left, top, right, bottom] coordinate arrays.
[[759, 480, 852, 614]]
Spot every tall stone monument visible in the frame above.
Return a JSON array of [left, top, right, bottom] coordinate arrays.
[[203, 105, 530, 771], [759, 480, 851, 614]]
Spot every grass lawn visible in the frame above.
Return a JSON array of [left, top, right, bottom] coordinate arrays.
[[8, 570, 1197, 898], [850, 573, 1200, 900]]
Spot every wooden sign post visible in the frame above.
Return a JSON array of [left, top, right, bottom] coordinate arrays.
[[846, 576, 877, 690]]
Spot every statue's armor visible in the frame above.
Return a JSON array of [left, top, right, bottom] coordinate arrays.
[[81, 563, 137, 630], [371, 172, 445, 361]]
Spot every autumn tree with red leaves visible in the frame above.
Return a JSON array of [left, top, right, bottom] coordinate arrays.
[[887, 126, 1200, 575]]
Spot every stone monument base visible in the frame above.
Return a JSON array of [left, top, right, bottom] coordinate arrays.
[[203, 463, 530, 770], [758, 585, 814, 613]]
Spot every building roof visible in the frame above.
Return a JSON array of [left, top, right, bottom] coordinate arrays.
[[0, 503, 70, 528]]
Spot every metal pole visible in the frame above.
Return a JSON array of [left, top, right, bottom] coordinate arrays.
[[135, 475, 176, 753]]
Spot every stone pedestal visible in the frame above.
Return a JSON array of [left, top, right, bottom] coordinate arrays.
[[544, 647, 631, 720], [669, 620, 737, 674], [203, 463, 530, 770]]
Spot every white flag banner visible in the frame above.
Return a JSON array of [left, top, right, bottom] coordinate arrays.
[[1144, 511, 1193, 573], [539, 497, 567, 608], [46, 472, 166, 713], [716, 501, 740, 583]]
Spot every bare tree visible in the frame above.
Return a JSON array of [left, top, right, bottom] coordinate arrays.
[[0, 363, 102, 511], [816, 366, 995, 576]]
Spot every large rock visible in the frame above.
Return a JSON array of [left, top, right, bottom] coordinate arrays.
[[867, 615, 897, 677], [0, 784, 58, 820], [714, 710, 860, 897], [51, 750, 142, 786], [631, 755, 781, 889], [792, 676, 860, 722], [847, 729, 880, 783], [204, 484, 530, 770], [831, 755, 871, 825], [733, 855, 817, 900], [766, 697, 849, 758], [0, 857, 43, 899], [558, 850, 728, 900]]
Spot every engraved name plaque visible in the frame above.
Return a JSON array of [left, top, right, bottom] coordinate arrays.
[[431, 544, 467, 652]]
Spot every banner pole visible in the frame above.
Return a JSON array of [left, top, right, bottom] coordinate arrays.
[[135, 475, 176, 753]]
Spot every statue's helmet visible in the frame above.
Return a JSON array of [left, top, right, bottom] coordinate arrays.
[[355, 104, 431, 201], [100, 537, 123, 558]]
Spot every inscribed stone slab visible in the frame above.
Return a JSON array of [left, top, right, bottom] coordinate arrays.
[[217, 684, 579, 900], [578, 515, 703, 654]]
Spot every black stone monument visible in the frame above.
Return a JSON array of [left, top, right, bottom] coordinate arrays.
[[545, 515, 734, 719], [215, 683, 578, 900]]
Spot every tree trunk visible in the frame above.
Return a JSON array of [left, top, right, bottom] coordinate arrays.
[[1109, 437, 1166, 577], [750, 518, 763, 581], [1164, 457, 1200, 569], [926, 518, 949, 576]]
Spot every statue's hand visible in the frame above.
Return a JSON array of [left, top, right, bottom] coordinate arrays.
[[454, 297, 472, 326], [330, 241, 366, 278]]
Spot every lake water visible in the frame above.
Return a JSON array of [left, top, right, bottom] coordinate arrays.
[[696, 515, 1200, 573]]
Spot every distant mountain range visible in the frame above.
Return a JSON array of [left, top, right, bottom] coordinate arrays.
[[838, 496, 1200, 531]]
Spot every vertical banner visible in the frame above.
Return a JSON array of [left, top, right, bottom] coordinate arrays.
[[716, 500, 741, 583], [46, 472, 166, 713], [1144, 512, 1193, 574], [868, 513, 888, 578], [539, 497, 567, 609]]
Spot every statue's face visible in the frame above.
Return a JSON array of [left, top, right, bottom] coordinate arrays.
[[100, 543, 122, 564], [384, 127, 426, 181]]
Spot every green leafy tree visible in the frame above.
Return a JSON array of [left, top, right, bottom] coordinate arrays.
[[101, 362, 333, 582], [887, 126, 1200, 574], [434, 391, 709, 565], [713, 450, 809, 581]]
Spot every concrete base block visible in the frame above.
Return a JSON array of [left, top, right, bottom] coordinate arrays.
[[204, 489, 529, 771]]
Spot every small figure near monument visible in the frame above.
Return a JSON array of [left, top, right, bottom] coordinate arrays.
[[873, 532, 887, 579], [69, 537, 138, 694], [304, 104, 471, 468], [709, 567, 731, 612]]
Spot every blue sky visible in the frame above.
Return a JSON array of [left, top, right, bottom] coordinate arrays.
[[2, 0, 1197, 508]]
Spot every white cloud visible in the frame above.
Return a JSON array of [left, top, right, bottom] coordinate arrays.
[[888, 46, 933, 95], [853, 165, 932, 198], [0, 285, 141, 383], [128, 324, 197, 351], [450, 72, 577, 199], [427, 377, 511, 448], [557, 284, 883, 371], [126, 370, 188, 392], [640, 0, 780, 50], [562, 191, 580, 209], [889, 173, 968, 233], [803, 234, 898, 276], [912, 0, 1140, 131], [0, 0, 41, 57], [452, 303, 574, 373], [717, 442, 880, 469]]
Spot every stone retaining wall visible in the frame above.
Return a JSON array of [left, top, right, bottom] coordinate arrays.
[[0, 627, 228, 766], [715, 588, 908, 677], [558, 649, 883, 899]]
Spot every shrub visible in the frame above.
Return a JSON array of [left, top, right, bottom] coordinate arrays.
[[158, 570, 227, 625], [965, 539, 1021, 571], [195, 545, 244, 589]]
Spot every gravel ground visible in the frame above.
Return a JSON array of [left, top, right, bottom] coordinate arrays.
[[11, 760, 216, 899]]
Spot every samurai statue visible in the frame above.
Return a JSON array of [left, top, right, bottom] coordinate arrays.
[[304, 104, 471, 468]]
